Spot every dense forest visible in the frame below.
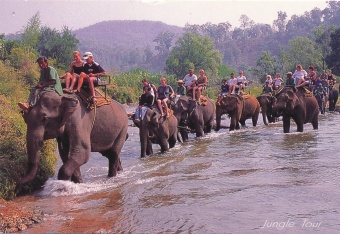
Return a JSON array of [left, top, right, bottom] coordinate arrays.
[[2, 1, 340, 199]]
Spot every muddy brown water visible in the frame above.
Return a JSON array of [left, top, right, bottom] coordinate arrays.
[[15, 111, 340, 233]]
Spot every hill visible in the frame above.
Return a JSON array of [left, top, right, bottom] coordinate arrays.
[[74, 20, 184, 72]]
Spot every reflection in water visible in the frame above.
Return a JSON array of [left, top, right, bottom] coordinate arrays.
[[15, 113, 340, 233]]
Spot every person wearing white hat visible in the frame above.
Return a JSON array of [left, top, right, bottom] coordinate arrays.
[[176, 79, 186, 96], [75, 52, 106, 104]]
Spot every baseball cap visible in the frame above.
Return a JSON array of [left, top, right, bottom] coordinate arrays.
[[177, 79, 184, 84], [83, 52, 93, 59], [286, 72, 292, 75]]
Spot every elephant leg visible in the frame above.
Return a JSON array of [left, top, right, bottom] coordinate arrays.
[[195, 127, 204, 137], [215, 108, 222, 131], [205, 121, 213, 134], [107, 132, 126, 177], [168, 135, 177, 148], [58, 156, 88, 181], [159, 140, 169, 153], [108, 154, 120, 177], [180, 128, 189, 141], [239, 119, 246, 127], [71, 168, 83, 183], [262, 112, 268, 125], [57, 138, 83, 182], [146, 139, 153, 156], [229, 115, 237, 131], [295, 119, 304, 132], [282, 116, 290, 133], [236, 122, 240, 130], [312, 114, 318, 130]]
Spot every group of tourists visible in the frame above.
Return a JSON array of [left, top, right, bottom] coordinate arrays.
[[18, 51, 106, 112], [216, 70, 248, 105], [134, 69, 208, 122], [17, 54, 336, 120], [259, 64, 335, 97]]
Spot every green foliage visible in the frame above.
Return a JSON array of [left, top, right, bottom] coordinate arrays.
[[325, 27, 340, 75], [37, 26, 79, 71], [21, 12, 41, 49], [217, 64, 236, 80], [165, 32, 222, 80], [288, 36, 323, 70], [252, 51, 278, 83], [109, 68, 172, 104], [246, 83, 263, 98]]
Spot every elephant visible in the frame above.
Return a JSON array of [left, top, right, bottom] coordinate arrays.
[[134, 108, 178, 158], [171, 96, 214, 141], [18, 91, 128, 187], [215, 94, 260, 131], [256, 94, 276, 125], [328, 86, 338, 112], [314, 92, 327, 114], [272, 86, 318, 133]]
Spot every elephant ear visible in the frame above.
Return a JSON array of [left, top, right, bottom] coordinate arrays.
[[60, 96, 79, 127], [286, 90, 296, 101]]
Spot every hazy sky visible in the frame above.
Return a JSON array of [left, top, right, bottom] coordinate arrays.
[[0, 0, 329, 35]]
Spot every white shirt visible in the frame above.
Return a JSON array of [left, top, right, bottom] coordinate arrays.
[[274, 78, 282, 86], [228, 78, 238, 86], [293, 69, 307, 85], [236, 75, 247, 83], [183, 74, 197, 87]]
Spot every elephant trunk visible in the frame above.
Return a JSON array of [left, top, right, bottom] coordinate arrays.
[[19, 127, 44, 185], [215, 106, 222, 131], [140, 127, 148, 158], [261, 105, 268, 125]]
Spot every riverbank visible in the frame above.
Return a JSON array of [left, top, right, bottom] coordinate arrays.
[[0, 199, 43, 233]]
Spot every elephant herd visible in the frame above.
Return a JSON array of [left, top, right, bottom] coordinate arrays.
[[18, 85, 331, 188]]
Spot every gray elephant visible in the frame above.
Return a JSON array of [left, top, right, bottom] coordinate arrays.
[[135, 108, 178, 158], [256, 94, 276, 125], [18, 91, 128, 187], [215, 94, 260, 131], [172, 96, 214, 141], [328, 85, 338, 112], [314, 92, 327, 114], [272, 86, 318, 133]]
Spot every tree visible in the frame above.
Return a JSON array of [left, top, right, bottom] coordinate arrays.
[[273, 11, 287, 33], [251, 51, 278, 83], [165, 32, 222, 80], [21, 12, 41, 49], [153, 31, 175, 56], [313, 25, 337, 70], [37, 26, 78, 71], [288, 36, 323, 71], [325, 27, 340, 74]]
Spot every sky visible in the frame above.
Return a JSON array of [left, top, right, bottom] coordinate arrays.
[[0, 0, 329, 35]]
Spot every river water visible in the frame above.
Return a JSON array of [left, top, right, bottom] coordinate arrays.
[[15, 109, 340, 233]]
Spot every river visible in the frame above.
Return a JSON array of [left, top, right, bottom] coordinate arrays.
[[15, 110, 340, 233]]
